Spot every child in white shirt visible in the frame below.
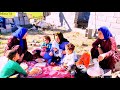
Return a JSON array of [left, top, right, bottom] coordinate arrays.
[[61, 43, 78, 71]]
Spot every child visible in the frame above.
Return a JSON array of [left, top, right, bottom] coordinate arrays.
[[0, 50, 28, 78], [48, 41, 63, 65], [40, 35, 52, 53], [61, 43, 78, 71], [32, 35, 52, 59]]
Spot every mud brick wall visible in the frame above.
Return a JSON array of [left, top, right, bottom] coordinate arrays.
[[88, 12, 120, 45], [88, 12, 120, 35]]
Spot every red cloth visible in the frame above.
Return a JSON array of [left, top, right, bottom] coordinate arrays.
[[26, 61, 73, 78]]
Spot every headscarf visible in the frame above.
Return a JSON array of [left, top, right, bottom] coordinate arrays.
[[98, 26, 113, 40], [12, 27, 28, 50], [53, 32, 69, 44]]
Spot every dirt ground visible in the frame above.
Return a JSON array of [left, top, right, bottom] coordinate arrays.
[[0, 28, 96, 59], [1, 28, 120, 77]]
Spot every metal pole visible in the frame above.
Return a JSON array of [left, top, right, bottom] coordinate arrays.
[[94, 12, 97, 37]]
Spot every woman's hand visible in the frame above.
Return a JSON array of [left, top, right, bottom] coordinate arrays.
[[98, 47, 103, 54], [62, 50, 66, 54], [98, 53, 106, 62], [19, 54, 24, 62]]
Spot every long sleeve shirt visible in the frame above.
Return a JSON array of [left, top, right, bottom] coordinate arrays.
[[62, 52, 77, 69], [40, 42, 52, 52], [4, 36, 28, 56], [92, 37, 117, 58], [0, 60, 27, 78]]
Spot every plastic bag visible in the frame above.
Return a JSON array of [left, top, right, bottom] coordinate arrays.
[[76, 52, 91, 68]]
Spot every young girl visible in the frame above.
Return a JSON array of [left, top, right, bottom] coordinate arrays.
[[32, 35, 52, 59], [0, 50, 28, 78], [61, 43, 78, 71]]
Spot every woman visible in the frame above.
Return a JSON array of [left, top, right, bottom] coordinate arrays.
[[51, 32, 69, 59], [43, 32, 69, 62], [91, 26, 120, 72], [4, 27, 33, 63], [54, 32, 69, 51]]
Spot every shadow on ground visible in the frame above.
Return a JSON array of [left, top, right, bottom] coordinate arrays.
[[28, 28, 72, 36]]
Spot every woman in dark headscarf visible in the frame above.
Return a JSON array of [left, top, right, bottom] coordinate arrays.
[[91, 26, 120, 72], [53, 32, 69, 51], [4, 27, 33, 62]]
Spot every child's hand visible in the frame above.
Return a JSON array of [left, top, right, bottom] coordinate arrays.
[[32, 50, 37, 54], [63, 63, 68, 68], [41, 47, 47, 52], [42, 46, 47, 48], [49, 52, 53, 56], [50, 62, 55, 66], [63, 63, 67, 66]]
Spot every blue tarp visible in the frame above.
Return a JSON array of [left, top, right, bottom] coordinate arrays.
[[0, 16, 6, 28], [78, 12, 90, 21]]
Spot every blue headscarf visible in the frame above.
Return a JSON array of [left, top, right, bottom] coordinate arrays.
[[98, 26, 113, 40], [12, 27, 28, 50]]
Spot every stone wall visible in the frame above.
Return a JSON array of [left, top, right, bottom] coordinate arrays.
[[88, 12, 120, 35], [88, 12, 120, 45]]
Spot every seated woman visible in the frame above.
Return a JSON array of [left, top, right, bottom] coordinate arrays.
[[0, 49, 28, 78], [42, 32, 70, 64], [4, 27, 33, 63], [91, 26, 120, 72]]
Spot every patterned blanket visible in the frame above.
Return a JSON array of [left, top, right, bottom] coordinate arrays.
[[22, 61, 74, 78]]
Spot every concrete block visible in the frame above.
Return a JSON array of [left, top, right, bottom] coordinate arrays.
[[114, 12, 120, 17], [96, 21, 111, 27], [110, 23, 120, 29], [97, 16, 107, 21], [96, 12, 114, 17], [109, 27, 120, 35], [116, 18, 120, 24], [106, 16, 117, 23]]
